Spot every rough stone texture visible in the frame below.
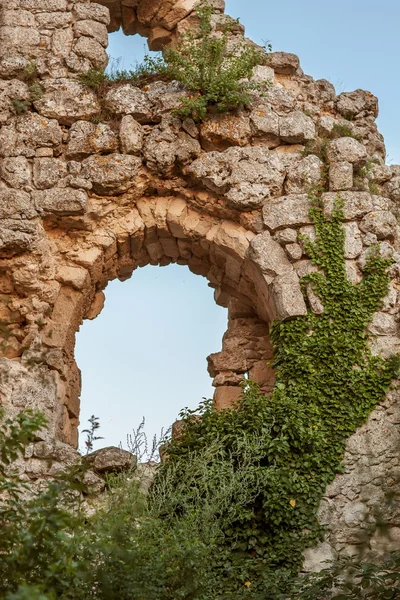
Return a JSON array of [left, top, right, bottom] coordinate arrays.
[[0, 0, 400, 574], [85, 446, 137, 473]]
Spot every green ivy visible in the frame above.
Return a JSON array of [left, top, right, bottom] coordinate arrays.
[[156, 192, 399, 596]]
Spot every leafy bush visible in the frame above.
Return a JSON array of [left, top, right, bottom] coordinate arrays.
[[163, 2, 269, 121]]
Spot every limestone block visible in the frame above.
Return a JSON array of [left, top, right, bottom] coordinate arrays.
[[33, 158, 68, 189], [285, 155, 323, 194], [368, 312, 397, 336], [323, 191, 373, 220], [52, 27, 74, 58], [72, 3, 111, 25], [73, 19, 109, 47], [188, 146, 286, 210], [0, 183, 36, 218], [56, 265, 90, 290], [66, 121, 118, 159], [16, 112, 63, 149], [157, 0, 198, 31], [343, 222, 363, 259], [33, 187, 88, 215], [19, 0, 67, 10], [268, 52, 300, 75], [120, 115, 144, 155], [145, 80, 187, 118], [274, 228, 297, 245], [148, 25, 173, 51], [279, 111, 315, 143], [207, 348, 247, 375], [86, 291, 105, 320], [73, 36, 108, 70], [251, 65, 274, 84], [285, 243, 302, 261], [329, 161, 353, 191], [214, 385, 243, 410], [336, 89, 379, 120], [0, 26, 40, 57], [0, 157, 32, 188], [384, 176, 400, 203], [144, 118, 201, 174], [0, 79, 30, 125], [249, 103, 280, 147], [303, 542, 336, 573], [0, 9, 36, 27], [85, 446, 136, 473], [0, 219, 40, 257], [81, 154, 142, 195], [33, 79, 100, 125], [35, 12, 72, 28], [199, 114, 252, 152], [213, 221, 251, 260], [263, 193, 311, 231], [326, 137, 367, 164], [360, 210, 397, 240], [248, 361, 275, 391], [272, 270, 307, 319], [104, 84, 153, 122], [166, 197, 188, 238], [248, 231, 292, 277]]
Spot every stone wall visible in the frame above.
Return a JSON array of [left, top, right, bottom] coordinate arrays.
[[0, 0, 400, 568]]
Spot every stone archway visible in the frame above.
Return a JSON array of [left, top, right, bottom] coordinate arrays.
[[1, 0, 400, 568]]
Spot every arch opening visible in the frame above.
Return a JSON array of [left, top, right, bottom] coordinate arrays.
[[75, 264, 228, 451]]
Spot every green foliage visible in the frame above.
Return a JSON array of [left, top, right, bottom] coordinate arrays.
[[330, 122, 361, 140], [0, 409, 89, 599], [79, 55, 169, 90], [293, 550, 400, 599], [12, 98, 30, 114], [164, 2, 268, 121], [155, 192, 399, 596]]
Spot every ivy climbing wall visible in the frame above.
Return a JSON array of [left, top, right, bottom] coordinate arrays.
[[0, 0, 399, 569]]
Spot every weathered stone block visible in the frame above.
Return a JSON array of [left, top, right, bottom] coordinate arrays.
[[33, 79, 100, 125]]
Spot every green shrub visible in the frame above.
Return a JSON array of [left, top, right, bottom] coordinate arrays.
[[164, 2, 268, 121]]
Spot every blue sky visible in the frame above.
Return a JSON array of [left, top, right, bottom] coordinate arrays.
[[76, 0, 399, 451]]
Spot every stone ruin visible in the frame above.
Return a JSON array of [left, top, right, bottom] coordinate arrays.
[[0, 0, 400, 569]]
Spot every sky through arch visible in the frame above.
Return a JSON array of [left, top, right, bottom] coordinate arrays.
[[76, 265, 227, 451]]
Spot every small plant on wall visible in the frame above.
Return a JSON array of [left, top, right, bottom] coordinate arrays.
[[80, 1, 270, 122]]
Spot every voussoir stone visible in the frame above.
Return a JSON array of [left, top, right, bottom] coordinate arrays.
[[104, 84, 153, 122], [279, 111, 315, 143], [33, 79, 101, 125], [263, 194, 311, 231], [85, 446, 137, 474], [66, 121, 118, 159], [33, 187, 88, 215], [188, 146, 286, 210], [248, 231, 293, 277], [326, 137, 367, 164], [81, 154, 142, 195]]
